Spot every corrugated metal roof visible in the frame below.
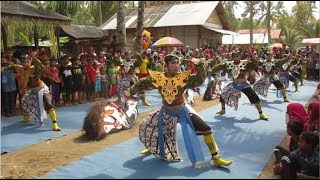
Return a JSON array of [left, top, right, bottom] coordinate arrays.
[[1, 1, 72, 21], [100, 1, 220, 30], [61, 24, 105, 39], [222, 34, 269, 45], [202, 25, 239, 35]]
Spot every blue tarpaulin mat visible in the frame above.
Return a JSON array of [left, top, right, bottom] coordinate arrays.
[[39, 80, 318, 179]]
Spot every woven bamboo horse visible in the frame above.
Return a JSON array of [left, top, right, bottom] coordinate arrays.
[[82, 97, 139, 140]]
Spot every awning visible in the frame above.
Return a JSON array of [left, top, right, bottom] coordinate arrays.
[[302, 38, 320, 44], [202, 25, 239, 35]]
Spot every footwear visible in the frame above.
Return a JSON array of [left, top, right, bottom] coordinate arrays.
[[216, 109, 225, 114], [140, 149, 150, 154], [283, 98, 291, 103], [212, 155, 233, 166], [19, 115, 30, 122], [259, 113, 269, 120], [48, 109, 61, 131]]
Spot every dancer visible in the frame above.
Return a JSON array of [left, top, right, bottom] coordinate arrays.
[[116, 51, 142, 103], [214, 52, 269, 120], [124, 54, 233, 168], [277, 50, 300, 92], [253, 52, 291, 102], [5, 54, 61, 131]]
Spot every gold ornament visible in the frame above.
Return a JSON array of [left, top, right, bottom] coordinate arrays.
[[148, 69, 191, 104]]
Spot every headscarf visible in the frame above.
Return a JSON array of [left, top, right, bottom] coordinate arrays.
[[307, 102, 320, 131], [286, 103, 308, 124]]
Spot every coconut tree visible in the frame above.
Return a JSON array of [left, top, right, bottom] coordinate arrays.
[[117, 1, 126, 52], [134, 1, 145, 53], [280, 26, 303, 49], [299, 20, 320, 38]]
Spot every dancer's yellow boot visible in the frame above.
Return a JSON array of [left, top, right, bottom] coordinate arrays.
[[140, 149, 150, 154], [48, 108, 61, 131], [141, 94, 151, 106], [255, 102, 268, 120], [281, 89, 291, 102], [204, 134, 233, 166], [19, 114, 30, 122], [216, 103, 225, 114]]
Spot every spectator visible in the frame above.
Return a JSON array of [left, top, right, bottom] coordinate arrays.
[[274, 120, 304, 164], [100, 66, 109, 99], [1, 56, 18, 117], [305, 102, 319, 132], [71, 57, 86, 104], [45, 58, 61, 107], [59, 55, 73, 106], [86, 59, 97, 102], [94, 61, 102, 100], [107, 61, 119, 98], [274, 131, 319, 179]]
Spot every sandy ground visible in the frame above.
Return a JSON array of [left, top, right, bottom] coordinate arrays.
[[1, 89, 317, 179]]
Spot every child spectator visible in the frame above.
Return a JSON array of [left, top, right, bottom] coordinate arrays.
[[71, 57, 85, 104], [100, 66, 109, 99], [107, 61, 119, 98], [86, 59, 96, 102], [1, 57, 17, 117], [59, 55, 73, 106], [94, 61, 102, 100], [274, 120, 304, 164], [274, 131, 319, 179], [45, 58, 61, 106], [80, 54, 89, 102]]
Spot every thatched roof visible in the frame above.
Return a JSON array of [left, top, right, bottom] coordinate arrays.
[[60, 24, 106, 40], [1, 1, 72, 22], [100, 1, 230, 30]]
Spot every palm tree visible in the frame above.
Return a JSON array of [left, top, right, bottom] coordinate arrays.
[[221, 1, 240, 30], [299, 20, 320, 38], [280, 26, 303, 49], [134, 1, 145, 53], [117, 1, 126, 52]]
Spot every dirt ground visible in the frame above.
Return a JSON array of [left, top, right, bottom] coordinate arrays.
[[1, 90, 316, 179]]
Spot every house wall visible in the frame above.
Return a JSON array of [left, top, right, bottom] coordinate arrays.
[[105, 25, 223, 52]]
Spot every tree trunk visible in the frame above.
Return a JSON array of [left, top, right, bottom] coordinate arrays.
[[267, 1, 271, 44], [117, 1, 127, 53], [97, 1, 102, 26], [134, 1, 145, 53], [249, 1, 253, 46]]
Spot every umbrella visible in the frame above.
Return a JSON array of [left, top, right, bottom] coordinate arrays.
[[302, 38, 320, 44], [152, 37, 184, 47], [267, 43, 283, 49]]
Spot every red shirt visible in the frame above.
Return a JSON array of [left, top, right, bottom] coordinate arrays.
[[86, 65, 97, 82]]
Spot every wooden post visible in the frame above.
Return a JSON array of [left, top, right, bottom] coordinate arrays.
[[1, 25, 8, 50], [198, 26, 200, 49], [56, 28, 61, 61], [33, 25, 39, 48]]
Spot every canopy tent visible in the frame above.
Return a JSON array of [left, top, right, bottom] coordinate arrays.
[[222, 33, 269, 45], [1, 1, 72, 56]]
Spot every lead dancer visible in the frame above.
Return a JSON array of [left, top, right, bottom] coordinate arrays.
[[125, 54, 232, 168]]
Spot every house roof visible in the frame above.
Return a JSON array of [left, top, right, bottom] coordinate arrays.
[[60, 24, 106, 39], [222, 34, 269, 45], [236, 29, 281, 40], [100, 1, 230, 30], [1, 1, 72, 22]]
